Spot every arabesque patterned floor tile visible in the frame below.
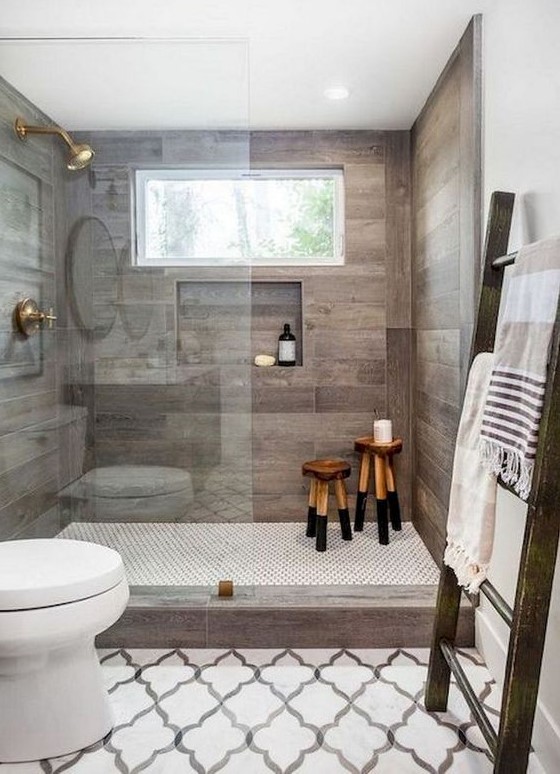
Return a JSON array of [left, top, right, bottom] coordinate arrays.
[[0, 647, 546, 773]]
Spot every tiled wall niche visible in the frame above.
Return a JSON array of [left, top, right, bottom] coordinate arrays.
[[177, 280, 304, 367], [250, 281, 303, 367]]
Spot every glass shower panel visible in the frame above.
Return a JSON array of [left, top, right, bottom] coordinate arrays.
[[0, 77, 61, 544], [0, 39, 253, 592]]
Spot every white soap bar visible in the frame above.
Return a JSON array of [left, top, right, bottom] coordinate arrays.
[[373, 419, 393, 443], [254, 354, 276, 367]]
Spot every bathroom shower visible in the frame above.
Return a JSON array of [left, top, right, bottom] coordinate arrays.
[[14, 117, 95, 170]]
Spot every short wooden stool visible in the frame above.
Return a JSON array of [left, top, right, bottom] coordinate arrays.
[[302, 459, 352, 552], [353, 437, 402, 544]]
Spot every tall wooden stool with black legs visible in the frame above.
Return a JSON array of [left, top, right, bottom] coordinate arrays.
[[303, 459, 352, 552], [353, 437, 402, 544]]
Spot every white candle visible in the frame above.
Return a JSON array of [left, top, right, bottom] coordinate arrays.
[[373, 419, 393, 443]]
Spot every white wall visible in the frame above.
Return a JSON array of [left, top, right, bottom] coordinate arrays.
[[479, 1, 560, 770]]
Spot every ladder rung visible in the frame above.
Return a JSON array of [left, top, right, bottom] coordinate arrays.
[[439, 639, 498, 756], [479, 580, 513, 627], [491, 250, 518, 269]]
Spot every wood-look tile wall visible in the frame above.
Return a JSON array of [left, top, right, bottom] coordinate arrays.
[[411, 17, 482, 562], [76, 129, 412, 522], [250, 131, 411, 520], [0, 77, 60, 540]]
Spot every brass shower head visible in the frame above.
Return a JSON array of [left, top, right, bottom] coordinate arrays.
[[14, 117, 95, 171]]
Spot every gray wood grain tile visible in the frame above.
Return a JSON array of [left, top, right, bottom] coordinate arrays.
[[411, 18, 481, 553], [0, 76, 54, 181], [306, 301, 386, 331], [96, 582, 475, 648], [206, 602, 473, 648], [413, 478, 449, 564], [163, 130, 249, 165], [415, 359, 460, 407], [387, 328, 413, 516], [0, 481, 58, 540], [313, 330, 386, 361], [385, 132, 412, 328], [415, 252, 460, 300], [252, 493, 308, 522], [252, 386, 315, 414], [79, 131, 163, 165], [250, 130, 385, 166], [311, 358, 386, 387], [416, 330, 460, 368], [416, 449, 452, 514], [414, 210, 460, 273], [315, 385, 386, 414], [97, 604, 208, 649], [416, 389, 460, 442], [252, 412, 374, 441]]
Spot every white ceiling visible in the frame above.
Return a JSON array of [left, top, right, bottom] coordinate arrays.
[[0, 40, 250, 130], [0, 0, 488, 131]]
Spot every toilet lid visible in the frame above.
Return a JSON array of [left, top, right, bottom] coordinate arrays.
[[76, 466, 193, 498], [0, 539, 126, 611]]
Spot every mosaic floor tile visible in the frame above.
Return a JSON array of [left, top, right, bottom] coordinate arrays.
[[0, 647, 547, 774], [252, 710, 318, 771], [323, 709, 389, 769], [222, 683, 284, 727], [57, 521, 439, 586], [178, 710, 247, 771]]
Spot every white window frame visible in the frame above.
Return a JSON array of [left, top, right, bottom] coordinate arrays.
[[132, 167, 345, 267]]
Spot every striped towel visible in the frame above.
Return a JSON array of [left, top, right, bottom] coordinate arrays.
[[444, 353, 497, 592], [479, 236, 560, 499]]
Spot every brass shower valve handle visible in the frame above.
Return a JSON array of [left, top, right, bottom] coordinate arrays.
[[14, 298, 57, 336], [43, 308, 57, 328]]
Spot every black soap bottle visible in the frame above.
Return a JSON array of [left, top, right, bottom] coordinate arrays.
[[278, 323, 296, 366]]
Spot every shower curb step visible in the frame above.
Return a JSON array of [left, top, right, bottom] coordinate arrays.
[[97, 584, 474, 649]]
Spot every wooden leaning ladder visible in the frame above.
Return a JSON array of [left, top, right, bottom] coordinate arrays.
[[426, 191, 560, 773]]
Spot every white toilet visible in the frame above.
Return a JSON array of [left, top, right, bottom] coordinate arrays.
[[0, 539, 129, 763]]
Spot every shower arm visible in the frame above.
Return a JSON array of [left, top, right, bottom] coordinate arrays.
[[14, 118, 75, 151]]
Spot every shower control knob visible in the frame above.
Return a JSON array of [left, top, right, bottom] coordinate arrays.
[[14, 298, 57, 337], [45, 308, 57, 329]]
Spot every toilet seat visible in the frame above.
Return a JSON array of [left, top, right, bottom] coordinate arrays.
[[0, 539, 125, 611], [75, 465, 193, 498], [61, 465, 195, 522]]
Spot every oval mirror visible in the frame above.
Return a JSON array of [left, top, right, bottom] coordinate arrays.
[[117, 241, 154, 341], [65, 216, 118, 339]]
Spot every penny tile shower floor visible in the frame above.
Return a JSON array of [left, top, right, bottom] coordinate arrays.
[[1, 648, 545, 773], [57, 522, 439, 586]]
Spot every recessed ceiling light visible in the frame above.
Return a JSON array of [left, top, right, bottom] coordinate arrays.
[[324, 86, 350, 101]]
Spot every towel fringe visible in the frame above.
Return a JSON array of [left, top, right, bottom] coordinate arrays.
[[444, 539, 489, 593], [479, 438, 532, 501]]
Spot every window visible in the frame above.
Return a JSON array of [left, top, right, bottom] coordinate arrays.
[[133, 168, 344, 266]]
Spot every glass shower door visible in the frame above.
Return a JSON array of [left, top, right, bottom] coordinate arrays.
[[0, 37, 255, 595]]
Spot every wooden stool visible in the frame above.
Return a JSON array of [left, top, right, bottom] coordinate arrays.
[[353, 437, 402, 544], [302, 459, 352, 552]]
